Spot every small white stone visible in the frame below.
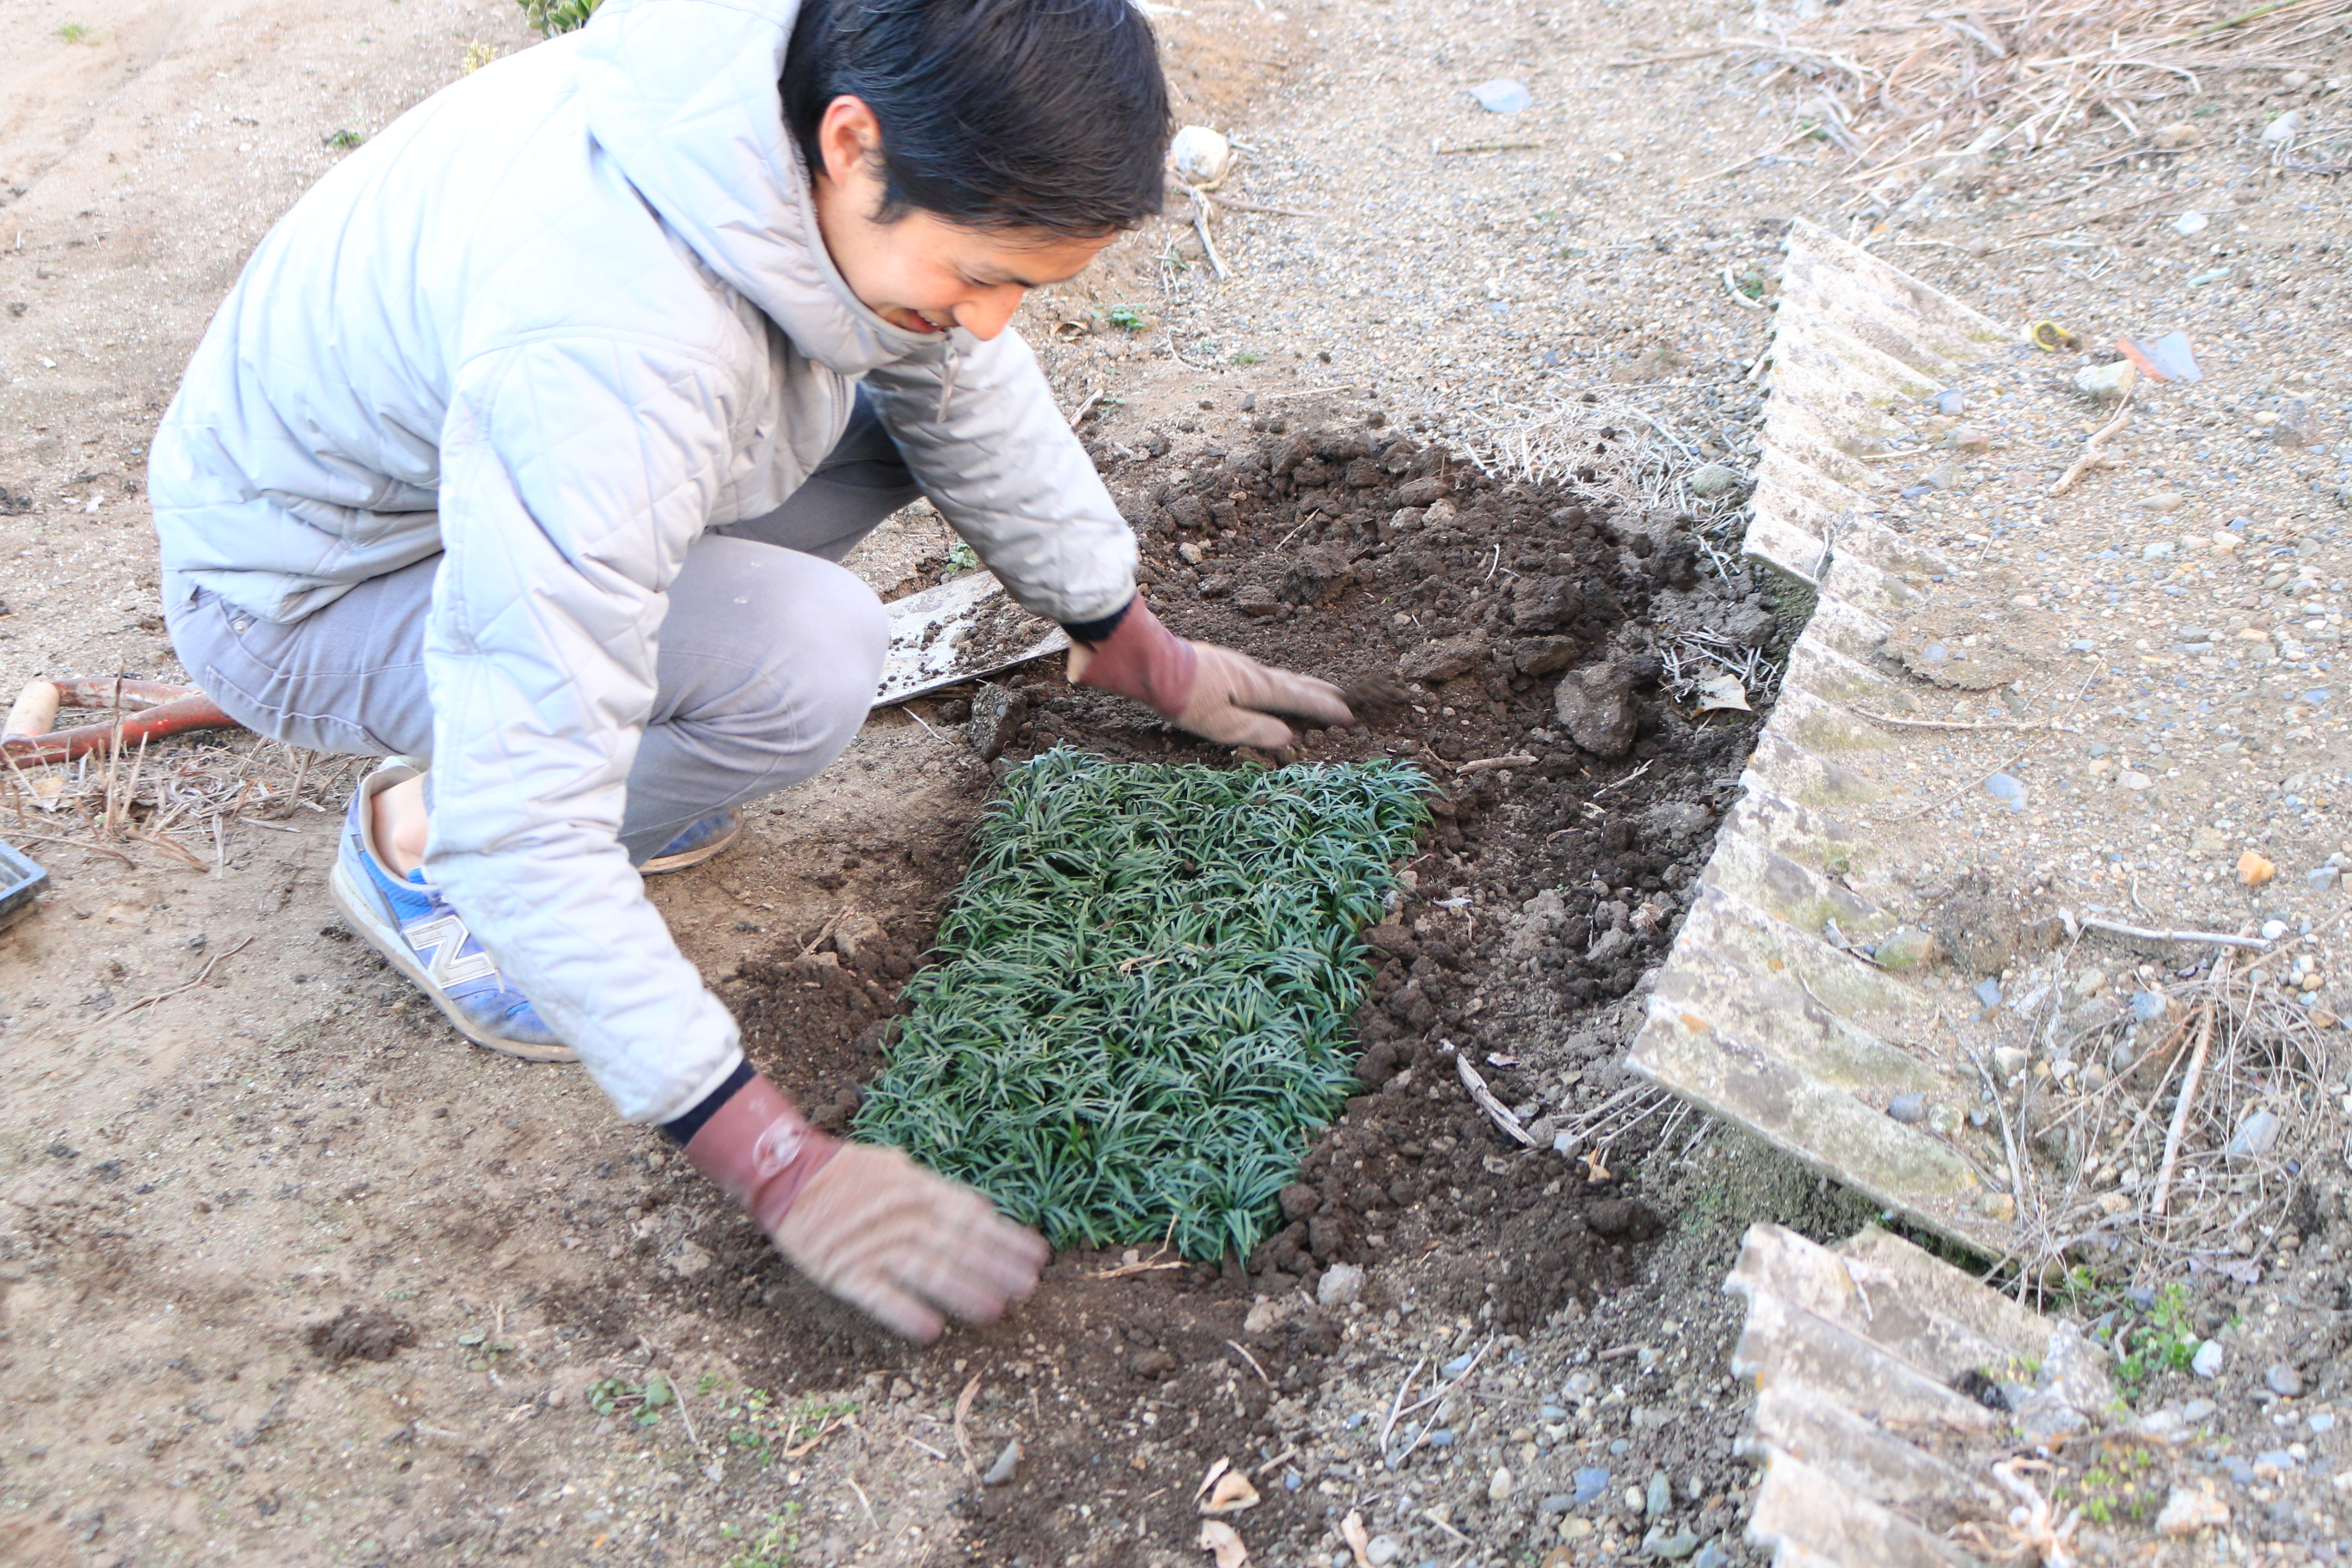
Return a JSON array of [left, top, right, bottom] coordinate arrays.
[[1168, 125, 1233, 185], [1316, 1263, 1366, 1308], [2158, 1483, 2229, 1536]]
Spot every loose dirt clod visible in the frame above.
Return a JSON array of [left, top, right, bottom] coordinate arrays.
[[304, 1307, 415, 1365], [1339, 674, 1412, 723]]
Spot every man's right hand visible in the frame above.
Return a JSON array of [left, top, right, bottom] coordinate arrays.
[[680, 1073, 1047, 1340]]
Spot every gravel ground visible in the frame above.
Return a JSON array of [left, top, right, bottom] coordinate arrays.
[[6, 0, 2352, 1562]]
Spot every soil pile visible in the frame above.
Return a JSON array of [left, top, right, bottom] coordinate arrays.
[[619, 426, 1781, 1563]]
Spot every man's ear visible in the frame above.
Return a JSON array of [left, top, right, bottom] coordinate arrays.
[[817, 95, 884, 186]]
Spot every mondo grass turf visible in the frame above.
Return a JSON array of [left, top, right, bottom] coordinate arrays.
[[852, 747, 1433, 1261]]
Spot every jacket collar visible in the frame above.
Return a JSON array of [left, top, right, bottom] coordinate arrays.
[[573, 0, 976, 377]]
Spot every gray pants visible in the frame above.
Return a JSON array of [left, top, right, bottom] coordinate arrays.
[[166, 395, 922, 862]]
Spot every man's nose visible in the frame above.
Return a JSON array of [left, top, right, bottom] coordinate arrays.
[[953, 285, 1026, 342]]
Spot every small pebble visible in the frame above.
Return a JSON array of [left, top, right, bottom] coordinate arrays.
[[2268, 1363, 2306, 1399], [2157, 1482, 2230, 1534], [2193, 1340, 2224, 1380], [2074, 361, 2140, 401], [2263, 919, 2289, 941], [1573, 1468, 1613, 1504], [1427, 1430, 1454, 1449], [2229, 1109, 2281, 1160], [1887, 1093, 1927, 1124], [1645, 1472, 1672, 1516], [1366, 1535, 1400, 1567], [2312, 1413, 2337, 1434], [1490, 1467, 1515, 1504], [2130, 992, 2168, 1024], [982, 1439, 1021, 1486], [1975, 978, 2004, 1009], [1467, 78, 1531, 113], [2183, 1399, 2219, 1422], [1317, 1263, 1366, 1308], [1984, 773, 2027, 812], [1687, 463, 1743, 498], [1644, 1530, 1701, 1561], [1441, 1353, 1475, 1377]]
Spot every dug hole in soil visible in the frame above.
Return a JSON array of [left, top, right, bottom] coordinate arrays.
[[558, 425, 1792, 1565]]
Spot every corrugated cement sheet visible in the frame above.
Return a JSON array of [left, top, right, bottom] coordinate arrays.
[[1626, 218, 2021, 1250]]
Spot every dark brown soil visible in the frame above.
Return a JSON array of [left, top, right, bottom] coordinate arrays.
[[536, 428, 1779, 1565], [304, 1306, 416, 1365]]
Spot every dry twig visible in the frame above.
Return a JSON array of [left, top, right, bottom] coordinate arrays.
[[2081, 916, 2269, 951], [2050, 395, 2135, 497], [2153, 956, 2231, 1216]]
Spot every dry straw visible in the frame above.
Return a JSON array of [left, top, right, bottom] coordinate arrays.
[[1974, 933, 2340, 1302], [1631, 0, 2352, 191], [3, 732, 362, 875]]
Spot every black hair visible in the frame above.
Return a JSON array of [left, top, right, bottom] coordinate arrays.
[[782, 0, 1171, 236]]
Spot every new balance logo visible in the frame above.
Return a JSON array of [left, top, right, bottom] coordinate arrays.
[[406, 914, 500, 988]]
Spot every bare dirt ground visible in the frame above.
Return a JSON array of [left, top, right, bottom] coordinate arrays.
[[6, 0, 2352, 1565]]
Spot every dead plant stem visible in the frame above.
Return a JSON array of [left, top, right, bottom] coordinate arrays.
[[2153, 957, 2232, 1218]]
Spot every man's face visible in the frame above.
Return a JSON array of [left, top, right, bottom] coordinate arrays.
[[809, 96, 1116, 343]]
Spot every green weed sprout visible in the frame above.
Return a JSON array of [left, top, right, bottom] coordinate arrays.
[[854, 749, 1431, 1260], [522, 0, 600, 35]]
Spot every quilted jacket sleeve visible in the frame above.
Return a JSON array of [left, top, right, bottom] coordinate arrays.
[[861, 328, 1137, 627], [425, 337, 746, 1124]]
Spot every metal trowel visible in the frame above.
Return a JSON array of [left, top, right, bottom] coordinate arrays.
[[871, 570, 1069, 708]]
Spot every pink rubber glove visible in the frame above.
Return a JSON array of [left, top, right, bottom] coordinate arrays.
[[680, 1075, 1048, 1341], [1069, 598, 1352, 748]]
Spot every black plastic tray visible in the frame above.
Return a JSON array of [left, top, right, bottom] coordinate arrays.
[[0, 839, 50, 928]]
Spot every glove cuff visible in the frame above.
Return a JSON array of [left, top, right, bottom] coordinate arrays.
[[1068, 596, 1197, 720], [679, 1072, 842, 1234]]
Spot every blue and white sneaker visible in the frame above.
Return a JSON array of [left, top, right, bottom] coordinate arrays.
[[329, 761, 575, 1063], [640, 810, 740, 876]]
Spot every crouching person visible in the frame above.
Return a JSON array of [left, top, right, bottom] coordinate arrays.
[[148, 0, 1350, 1338]]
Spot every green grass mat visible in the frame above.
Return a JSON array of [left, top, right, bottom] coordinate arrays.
[[852, 747, 1432, 1261]]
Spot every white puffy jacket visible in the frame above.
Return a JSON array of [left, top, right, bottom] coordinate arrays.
[[149, 0, 1138, 1122]]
